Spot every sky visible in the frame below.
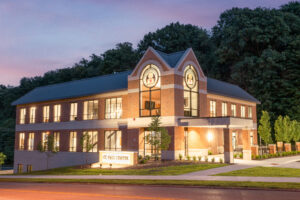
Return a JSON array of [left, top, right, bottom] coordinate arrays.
[[0, 0, 292, 86]]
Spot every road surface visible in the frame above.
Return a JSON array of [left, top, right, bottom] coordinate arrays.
[[0, 182, 299, 200]]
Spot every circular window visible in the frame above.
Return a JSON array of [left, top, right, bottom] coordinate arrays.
[[142, 66, 159, 88], [184, 67, 197, 89]]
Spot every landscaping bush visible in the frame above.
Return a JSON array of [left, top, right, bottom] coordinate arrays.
[[145, 155, 151, 160], [234, 154, 237, 158], [256, 155, 260, 160], [193, 156, 196, 162], [186, 155, 191, 161], [219, 158, 223, 163], [239, 153, 243, 159], [198, 156, 202, 162], [205, 156, 208, 162], [211, 157, 215, 163], [179, 154, 183, 161], [139, 159, 147, 164], [208, 150, 212, 155], [138, 155, 143, 160]]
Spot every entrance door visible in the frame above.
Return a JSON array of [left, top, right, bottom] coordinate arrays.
[[184, 128, 189, 156]]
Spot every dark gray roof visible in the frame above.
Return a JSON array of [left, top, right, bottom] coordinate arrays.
[[12, 71, 131, 105], [155, 49, 188, 68], [207, 78, 260, 104]]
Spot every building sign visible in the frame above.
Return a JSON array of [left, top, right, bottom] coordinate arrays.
[[99, 151, 137, 166], [142, 67, 159, 88], [185, 67, 196, 89]]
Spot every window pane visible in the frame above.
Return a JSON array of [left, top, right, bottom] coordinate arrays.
[[191, 92, 198, 110]]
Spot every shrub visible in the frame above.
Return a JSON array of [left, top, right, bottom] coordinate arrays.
[[193, 156, 197, 162], [234, 154, 237, 158], [263, 154, 268, 159], [179, 154, 183, 161], [205, 156, 208, 162], [211, 157, 215, 163], [145, 155, 151, 160], [239, 153, 243, 159], [138, 155, 143, 160], [256, 155, 260, 160], [139, 159, 147, 164], [198, 156, 202, 162], [208, 150, 212, 155], [251, 155, 255, 160], [186, 155, 191, 161], [219, 158, 223, 163]]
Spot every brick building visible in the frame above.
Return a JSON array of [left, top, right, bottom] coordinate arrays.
[[12, 47, 260, 173]]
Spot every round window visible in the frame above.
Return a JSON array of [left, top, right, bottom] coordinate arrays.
[[142, 66, 159, 88], [184, 67, 197, 89]]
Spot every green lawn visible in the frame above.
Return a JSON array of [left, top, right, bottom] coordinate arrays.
[[216, 166, 300, 177], [1, 178, 300, 190], [24, 163, 227, 176]]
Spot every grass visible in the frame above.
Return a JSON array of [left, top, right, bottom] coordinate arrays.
[[216, 166, 300, 177], [23, 163, 227, 176], [1, 178, 300, 190]]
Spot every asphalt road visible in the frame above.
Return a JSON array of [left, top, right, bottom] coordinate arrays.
[[0, 182, 299, 200]]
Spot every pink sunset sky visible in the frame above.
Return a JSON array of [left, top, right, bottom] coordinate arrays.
[[0, 0, 291, 86]]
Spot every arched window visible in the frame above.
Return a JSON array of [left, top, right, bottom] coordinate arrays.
[[183, 65, 198, 117], [140, 64, 161, 116]]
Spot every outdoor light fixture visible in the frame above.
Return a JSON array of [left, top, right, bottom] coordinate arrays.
[[207, 132, 213, 142]]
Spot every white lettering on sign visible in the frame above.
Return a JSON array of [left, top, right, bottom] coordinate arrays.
[[101, 152, 132, 165]]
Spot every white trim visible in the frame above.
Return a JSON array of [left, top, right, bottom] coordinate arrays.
[[182, 60, 206, 81], [129, 47, 171, 79], [128, 84, 207, 94]]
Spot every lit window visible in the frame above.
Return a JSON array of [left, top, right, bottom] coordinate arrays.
[[250, 132, 254, 146], [27, 165, 32, 173], [20, 108, 26, 124], [17, 164, 23, 173], [54, 132, 60, 151], [241, 106, 245, 118], [53, 105, 61, 122], [105, 98, 122, 119], [144, 130, 161, 157], [29, 107, 36, 124], [19, 133, 25, 150], [222, 102, 227, 117], [140, 64, 161, 117], [83, 100, 98, 120], [248, 107, 252, 118], [69, 132, 77, 152], [42, 132, 49, 151], [183, 65, 198, 117], [82, 131, 98, 152], [105, 130, 122, 151], [28, 133, 34, 151], [43, 106, 50, 123], [210, 100, 216, 117], [231, 104, 236, 117], [70, 103, 78, 121]]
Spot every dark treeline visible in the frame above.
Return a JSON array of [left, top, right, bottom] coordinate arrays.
[[0, 2, 299, 163]]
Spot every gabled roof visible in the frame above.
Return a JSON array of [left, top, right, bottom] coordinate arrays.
[[155, 49, 189, 68], [207, 78, 260, 104], [11, 71, 131, 106]]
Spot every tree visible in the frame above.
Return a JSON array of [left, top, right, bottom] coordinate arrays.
[[212, 4, 300, 126], [37, 134, 57, 170], [80, 133, 98, 167], [292, 120, 300, 142], [145, 116, 171, 160], [258, 111, 273, 145], [274, 116, 285, 142], [0, 152, 6, 169], [137, 22, 216, 76], [283, 116, 293, 143]]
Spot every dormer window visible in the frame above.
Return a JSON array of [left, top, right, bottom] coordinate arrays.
[[140, 64, 161, 117], [184, 65, 198, 117]]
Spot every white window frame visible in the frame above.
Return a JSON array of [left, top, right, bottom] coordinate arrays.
[[105, 130, 122, 151], [70, 103, 78, 121], [29, 107, 36, 124], [28, 133, 34, 151], [222, 102, 227, 117], [54, 132, 60, 151], [83, 100, 98, 120], [241, 105, 245, 118], [53, 104, 61, 122], [69, 132, 77, 152], [210, 100, 216, 117], [105, 98, 122, 119], [82, 131, 98, 152], [231, 104, 236, 117], [43, 106, 50, 123], [19, 133, 25, 150], [20, 108, 26, 124], [248, 106, 252, 118]]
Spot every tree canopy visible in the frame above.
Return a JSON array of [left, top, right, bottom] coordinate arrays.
[[0, 2, 299, 163]]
